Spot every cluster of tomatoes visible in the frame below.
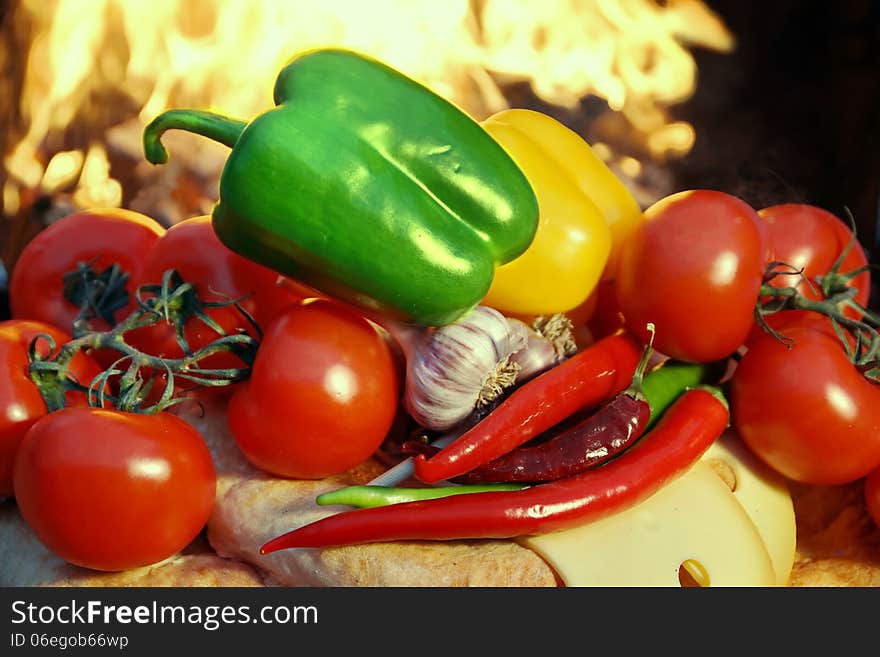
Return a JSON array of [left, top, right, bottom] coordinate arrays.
[[3, 188, 880, 573], [2, 209, 401, 571], [596, 190, 880, 530]]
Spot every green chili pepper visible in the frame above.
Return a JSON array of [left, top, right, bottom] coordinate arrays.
[[142, 48, 540, 327], [317, 483, 526, 509], [642, 360, 720, 429]]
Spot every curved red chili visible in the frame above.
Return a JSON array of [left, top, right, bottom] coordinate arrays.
[[260, 386, 729, 552], [411, 332, 643, 484]]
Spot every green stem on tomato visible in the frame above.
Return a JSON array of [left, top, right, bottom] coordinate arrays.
[[62, 260, 132, 335], [757, 281, 880, 371]]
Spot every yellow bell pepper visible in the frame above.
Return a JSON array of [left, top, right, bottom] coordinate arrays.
[[480, 109, 643, 317]]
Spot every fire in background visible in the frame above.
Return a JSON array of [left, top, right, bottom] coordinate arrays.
[[1, 0, 734, 230]]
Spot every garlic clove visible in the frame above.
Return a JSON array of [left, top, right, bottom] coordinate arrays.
[[404, 306, 529, 432], [508, 314, 577, 383]]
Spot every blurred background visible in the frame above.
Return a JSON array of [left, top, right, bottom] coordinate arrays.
[[1, 0, 878, 317]]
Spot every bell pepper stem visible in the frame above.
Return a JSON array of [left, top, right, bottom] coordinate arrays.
[[143, 109, 248, 164]]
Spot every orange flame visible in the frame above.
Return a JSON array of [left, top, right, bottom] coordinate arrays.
[[3, 0, 734, 215]]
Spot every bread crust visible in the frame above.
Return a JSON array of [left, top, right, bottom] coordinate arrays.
[[788, 480, 880, 587]]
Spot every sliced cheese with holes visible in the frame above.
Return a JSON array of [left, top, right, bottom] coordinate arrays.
[[518, 463, 776, 587], [701, 430, 796, 586]]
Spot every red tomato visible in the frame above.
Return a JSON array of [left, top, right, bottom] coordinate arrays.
[[758, 204, 870, 319], [731, 314, 880, 485], [10, 209, 165, 333], [614, 190, 767, 363], [128, 215, 306, 369], [227, 299, 399, 479], [865, 467, 880, 530], [13, 407, 216, 571], [0, 320, 101, 497]]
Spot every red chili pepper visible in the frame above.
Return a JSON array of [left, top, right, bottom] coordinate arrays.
[[259, 386, 728, 552], [411, 332, 643, 484]]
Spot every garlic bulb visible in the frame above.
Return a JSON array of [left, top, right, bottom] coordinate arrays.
[[404, 306, 529, 432]]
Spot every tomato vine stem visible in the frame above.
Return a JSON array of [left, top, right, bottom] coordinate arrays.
[[62, 260, 131, 334], [757, 266, 880, 378], [27, 269, 261, 413]]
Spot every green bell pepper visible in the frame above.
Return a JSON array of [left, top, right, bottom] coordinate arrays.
[[142, 48, 539, 326]]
